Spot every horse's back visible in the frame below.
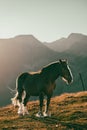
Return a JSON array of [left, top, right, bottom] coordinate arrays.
[[16, 72, 29, 88], [18, 72, 29, 81]]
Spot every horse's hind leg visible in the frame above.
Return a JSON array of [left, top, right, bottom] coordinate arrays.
[[22, 92, 30, 115], [17, 90, 24, 115], [36, 92, 44, 117]]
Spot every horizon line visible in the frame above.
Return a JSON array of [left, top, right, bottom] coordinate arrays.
[[0, 32, 87, 43]]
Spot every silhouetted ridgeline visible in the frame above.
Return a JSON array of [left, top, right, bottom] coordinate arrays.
[[0, 33, 87, 106]]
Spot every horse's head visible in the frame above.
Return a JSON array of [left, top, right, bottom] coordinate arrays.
[[59, 59, 73, 84]]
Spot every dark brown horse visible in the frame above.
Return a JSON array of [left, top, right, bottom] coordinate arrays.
[[12, 59, 73, 117]]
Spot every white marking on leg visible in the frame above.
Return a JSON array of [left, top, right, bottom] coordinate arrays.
[[36, 111, 44, 118], [22, 90, 26, 101], [23, 106, 29, 115], [43, 102, 51, 117], [11, 98, 20, 107], [43, 111, 51, 117], [18, 103, 23, 115]]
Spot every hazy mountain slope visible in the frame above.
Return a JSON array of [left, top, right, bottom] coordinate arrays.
[[44, 33, 87, 56], [0, 91, 87, 130], [44, 37, 66, 52], [67, 41, 87, 56]]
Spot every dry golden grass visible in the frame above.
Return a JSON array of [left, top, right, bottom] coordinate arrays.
[[0, 91, 87, 130]]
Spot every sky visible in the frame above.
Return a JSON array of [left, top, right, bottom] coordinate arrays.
[[0, 0, 87, 42]]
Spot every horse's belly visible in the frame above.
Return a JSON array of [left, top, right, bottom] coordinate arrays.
[[29, 89, 43, 96], [25, 83, 43, 96], [24, 76, 45, 96], [30, 92, 40, 96]]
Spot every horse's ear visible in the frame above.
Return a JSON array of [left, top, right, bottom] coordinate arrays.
[[59, 59, 62, 63]]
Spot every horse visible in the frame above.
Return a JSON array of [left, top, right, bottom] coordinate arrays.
[[11, 59, 73, 117]]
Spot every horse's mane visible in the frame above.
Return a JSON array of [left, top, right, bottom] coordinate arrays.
[[42, 61, 60, 72], [29, 61, 60, 76], [29, 70, 42, 75]]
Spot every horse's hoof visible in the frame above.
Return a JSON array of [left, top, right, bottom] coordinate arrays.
[[23, 112, 29, 116], [18, 113, 23, 117], [43, 112, 51, 117], [18, 111, 24, 116], [36, 112, 44, 118]]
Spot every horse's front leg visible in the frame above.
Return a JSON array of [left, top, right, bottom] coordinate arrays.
[[43, 95, 51, 117], [36, 92, 44, 117]]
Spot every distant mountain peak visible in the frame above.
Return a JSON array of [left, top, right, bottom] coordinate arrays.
[[15, 34, 34, 38], [68, 33, 84, 39], [14, 34, 40, 42]]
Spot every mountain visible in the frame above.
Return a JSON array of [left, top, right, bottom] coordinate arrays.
[[44, 37, 67, 52], [44, 33, 87, 56], [0, 91, 87, 129]]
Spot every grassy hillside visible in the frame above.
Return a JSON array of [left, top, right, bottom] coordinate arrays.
[[0, 91, 87, 130]]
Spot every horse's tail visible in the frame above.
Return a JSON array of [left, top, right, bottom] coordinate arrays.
[[11, 73, 29, 106]]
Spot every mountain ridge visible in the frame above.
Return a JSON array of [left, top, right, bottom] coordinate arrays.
[[44, 33, 87, 54]]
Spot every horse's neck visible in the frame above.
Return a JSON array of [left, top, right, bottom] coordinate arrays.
[[42, 63, 60, 82], [50, 68, 60, 82]]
